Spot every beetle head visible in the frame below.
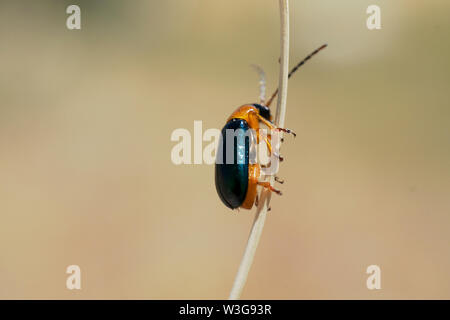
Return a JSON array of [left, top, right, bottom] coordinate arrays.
[[252, 103, 272, 121]]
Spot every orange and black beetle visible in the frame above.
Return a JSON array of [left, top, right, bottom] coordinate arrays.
[[215, 44, 327, 210]]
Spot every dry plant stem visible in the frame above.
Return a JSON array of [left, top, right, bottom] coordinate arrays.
[[228, 0, 290, 300]]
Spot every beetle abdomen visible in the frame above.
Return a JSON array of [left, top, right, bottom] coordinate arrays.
[[215, 119, 250, 209]]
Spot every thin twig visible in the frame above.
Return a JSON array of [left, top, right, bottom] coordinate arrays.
[[229, 0, 290, 300]]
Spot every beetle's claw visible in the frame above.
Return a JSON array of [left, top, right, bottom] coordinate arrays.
[[269, 185, 283, 195], [275, 176, 285, 184], [273, 151, 284, 162], [277, 127, 296, 138], [257, 182, 282, 196]]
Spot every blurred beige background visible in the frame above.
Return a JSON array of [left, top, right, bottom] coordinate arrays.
[[0, 0, 449, 299]]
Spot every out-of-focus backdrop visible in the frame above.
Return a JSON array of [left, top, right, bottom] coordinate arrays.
[[0, 0, 449, 299]]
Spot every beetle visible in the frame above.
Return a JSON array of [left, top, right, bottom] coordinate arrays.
[[215, 44, 327, 210]]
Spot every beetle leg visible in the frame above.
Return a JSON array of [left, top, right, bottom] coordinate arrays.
[[275, 127, 296, 138], [256, 113, 296, 138], [262, 134, 284, 161], [257, 181, 282, 195], [267, 133, 284, 144], [262, 135, 273, 154], [275, 176, 285, 184], [255, 193, 259, 206], [274, 152, 284, 162], [256, 113, 276, 130]]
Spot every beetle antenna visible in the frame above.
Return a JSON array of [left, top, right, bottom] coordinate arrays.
[[251, 64, 266, 105], [265, 44, 327, 108]]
